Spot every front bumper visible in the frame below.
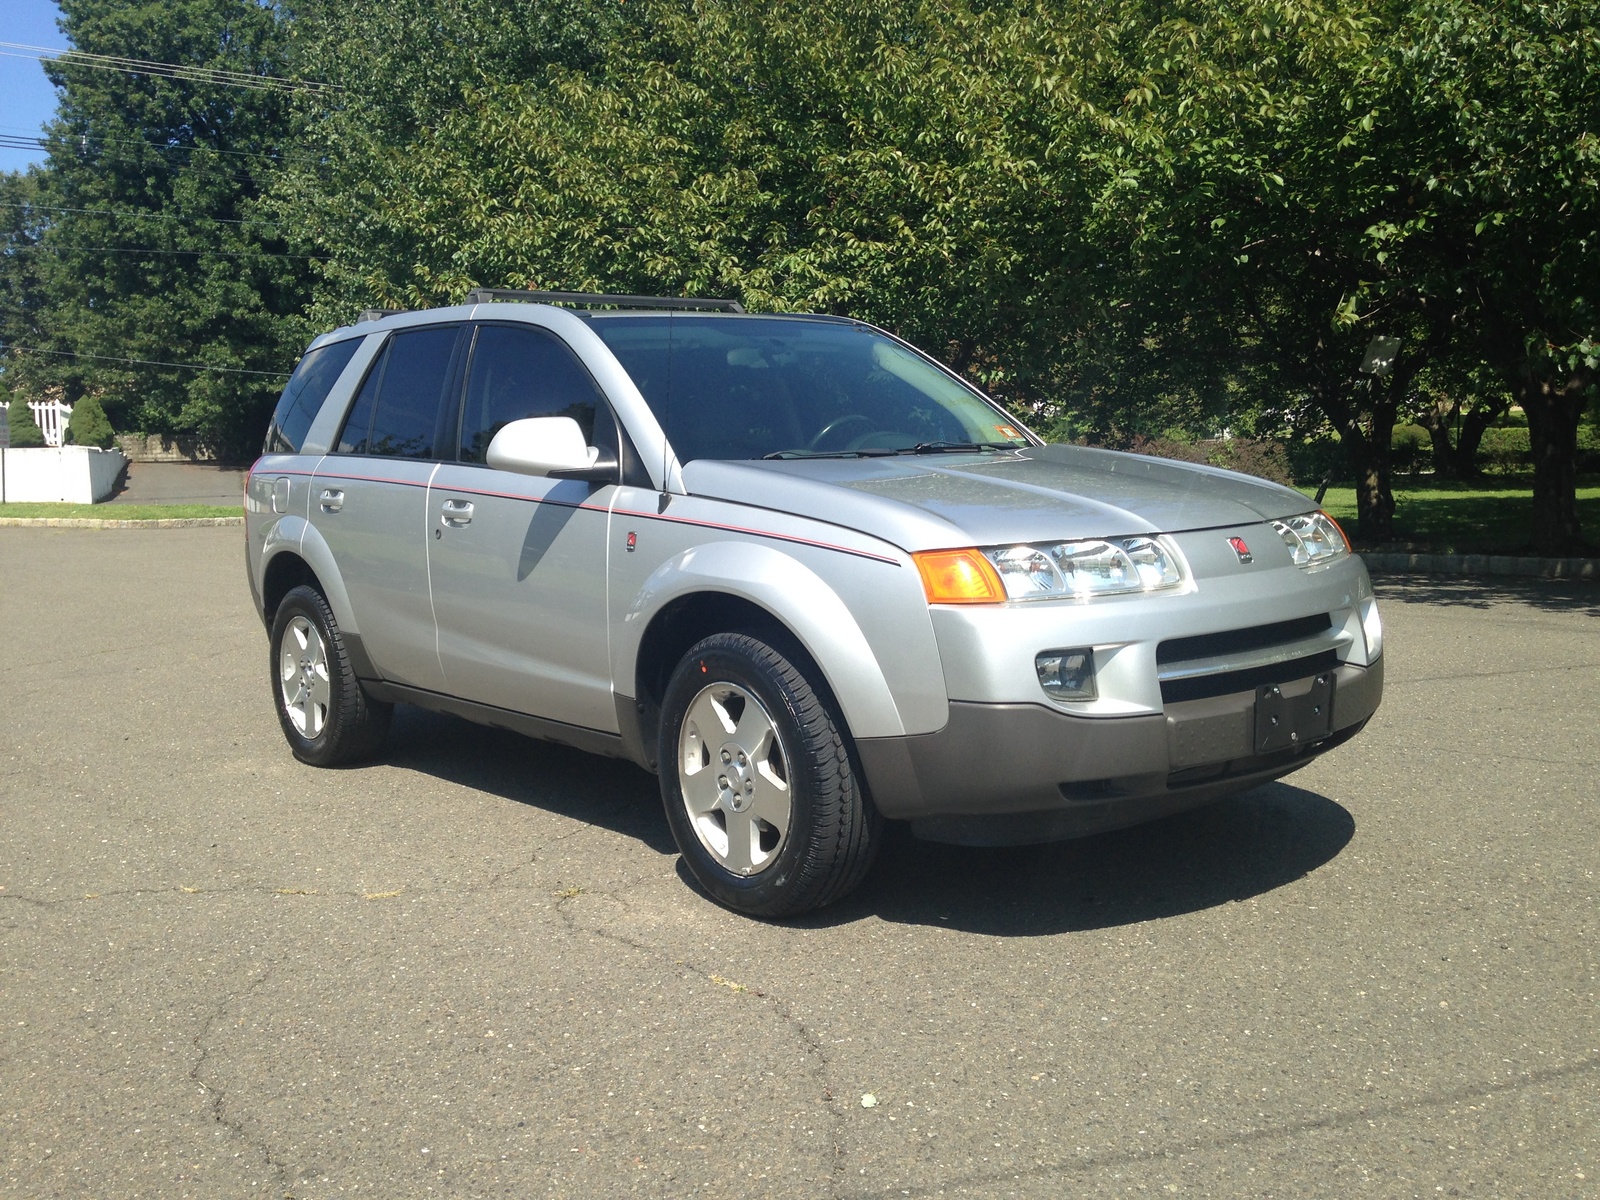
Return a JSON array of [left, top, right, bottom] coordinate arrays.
[[855, 656, 1382, 844]]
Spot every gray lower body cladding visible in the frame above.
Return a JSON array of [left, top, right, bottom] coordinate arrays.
[[856, 658, 1383, 845]]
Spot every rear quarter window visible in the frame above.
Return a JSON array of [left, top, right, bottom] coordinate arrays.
[[263, 338, 363, 455]]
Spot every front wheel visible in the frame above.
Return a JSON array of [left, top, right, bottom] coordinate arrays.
[[659, 632, 880, 917], [269, 585, 392, 767]]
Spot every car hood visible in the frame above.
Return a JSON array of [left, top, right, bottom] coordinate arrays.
[[679, 444, 1315, 552]]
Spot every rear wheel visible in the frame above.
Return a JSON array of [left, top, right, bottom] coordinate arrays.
[[659, 632, 880, 917], [270, 585, 392, 766]]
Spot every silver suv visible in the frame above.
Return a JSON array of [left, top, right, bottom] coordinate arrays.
[[247, 291, 1383, 917]]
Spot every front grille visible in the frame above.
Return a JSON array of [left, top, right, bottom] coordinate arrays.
[[1157, 613, 1332, 666], [1157, 613, 1341, 704], [1158, 648, 1338, 703]]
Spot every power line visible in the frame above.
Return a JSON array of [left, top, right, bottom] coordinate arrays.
[[0, 130, 296, 165], [0, 41, 336, 95], [0, 134, 281, 186], [11, 244, 328, 260], [2, 344, 290, 376], [2, 122, 335, 169], [0, 200, 287, 232]]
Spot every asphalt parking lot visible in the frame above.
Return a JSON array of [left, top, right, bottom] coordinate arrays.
[[2, 527, 1595, 1199]]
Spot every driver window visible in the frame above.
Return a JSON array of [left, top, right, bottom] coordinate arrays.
[[458, 324, 615, 465]]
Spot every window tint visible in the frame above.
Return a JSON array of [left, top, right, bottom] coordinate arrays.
[[587, 316, 1026, 462], [335, 325, 460, 458], [459, 324, 611, 464], [264, 338, 361, 454]]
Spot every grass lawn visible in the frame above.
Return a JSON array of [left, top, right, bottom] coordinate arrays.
[[1307, 477, 1600, 555], [0, 502, 240, 521]]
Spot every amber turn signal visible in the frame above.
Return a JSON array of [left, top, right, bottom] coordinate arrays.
[[912, 549, 1007, 604], [1322, 510, 1353, 552]]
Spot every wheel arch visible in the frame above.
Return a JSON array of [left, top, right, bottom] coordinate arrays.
[[622, 542, 908, 770], [258, 520, 373, 678]]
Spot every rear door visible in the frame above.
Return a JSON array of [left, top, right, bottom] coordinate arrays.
[[311, 323, 464, 691], [426, 321, 620, 732]]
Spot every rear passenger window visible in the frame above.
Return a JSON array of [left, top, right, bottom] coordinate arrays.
[[335, 325, 461, 458], [458, 324, 613, 464], [264, 338, 362, 454]]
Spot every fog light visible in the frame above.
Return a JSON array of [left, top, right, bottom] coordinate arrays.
[[1036, 648, 1097, 701]]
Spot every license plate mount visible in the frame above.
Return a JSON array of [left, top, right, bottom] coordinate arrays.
[[1254, 673, 1335, 753]]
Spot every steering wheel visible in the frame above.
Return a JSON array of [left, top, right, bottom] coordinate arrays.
[[807, 413, 873, 451]]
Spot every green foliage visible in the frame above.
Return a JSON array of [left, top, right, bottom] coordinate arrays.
[[1478, 426, 1529, 474], [1312, 480, 1600, 552], [1285, 438, 1347, 487], [6, 397, 46, 448], [1127, 435, 1295, 486], [65, 394, 115, 449], [1390, 424, 1430, 472], [1, 0, 310, 457], [4, 0, 1596, 546]]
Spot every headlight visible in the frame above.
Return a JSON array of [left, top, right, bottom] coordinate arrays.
[[981, 536, 1185, 600], [1272, 511, 1350, 568]]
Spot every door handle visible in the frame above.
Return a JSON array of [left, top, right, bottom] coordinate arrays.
[[319, 488, 344, 513], [440, 498, 474, 527]]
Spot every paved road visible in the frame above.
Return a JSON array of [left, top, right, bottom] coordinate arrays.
[[107, 462, 248, 507], [1, 527, 1595, 1199]]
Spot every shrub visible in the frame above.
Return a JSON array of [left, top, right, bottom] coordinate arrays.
[[1478, 426, 1530, 474], [1285, 438, 1347, 487], [1208, 437, 1295, 486], [1390, 424, 1430, 473], [66, 395, 116, 450], [1126, 434, 1209, 466], [5, 397, 46, 448], [1128, 435, 1295, 486]]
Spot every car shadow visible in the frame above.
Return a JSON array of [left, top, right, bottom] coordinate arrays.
[[383, 705, 676, 855], [384, 706, 1354, 934], [798, 782, 1354, 935]]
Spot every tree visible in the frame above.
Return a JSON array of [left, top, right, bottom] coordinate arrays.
[[1385, 0, 1599, 552], [267, 0, 626, 330], [65, 393, 115, 448], [2, 0, 310, 458], [6, 392, 46, 447]]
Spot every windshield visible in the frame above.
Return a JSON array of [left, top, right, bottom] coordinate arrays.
[[585, 315, 1030, 462]]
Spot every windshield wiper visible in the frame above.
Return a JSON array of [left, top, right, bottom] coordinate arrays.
[[899, 440, 1019, 455], [760, 448, 899, 460]]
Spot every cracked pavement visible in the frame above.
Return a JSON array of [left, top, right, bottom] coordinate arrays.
[[2, 527, 1597, 1198]]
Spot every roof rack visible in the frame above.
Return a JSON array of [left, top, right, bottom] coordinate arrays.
[[356, 307, 407, 323], [464, 288, 745, 314]]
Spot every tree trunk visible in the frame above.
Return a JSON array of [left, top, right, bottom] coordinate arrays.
[[1423, 395, 1507, 478], [1520, 368, 1592, 555], [1424, 417, 1457, 477], [1450, 399, 1506, 478], [1337, 392, 1398, 542]]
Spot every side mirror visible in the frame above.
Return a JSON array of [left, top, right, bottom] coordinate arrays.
[[484, 416, 617, 482]]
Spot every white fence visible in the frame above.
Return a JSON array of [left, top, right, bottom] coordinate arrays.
[[1, 398, 74, 447]]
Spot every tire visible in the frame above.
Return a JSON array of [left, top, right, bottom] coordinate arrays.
[[659, 632, 880, 918], [269, 584, 392, 767]]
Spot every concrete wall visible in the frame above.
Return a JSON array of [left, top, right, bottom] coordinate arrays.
[[0, 446, 129, 503], [115, 433, 228, 463]]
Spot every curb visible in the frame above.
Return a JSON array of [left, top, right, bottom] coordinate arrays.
[[0, 516, 243, 529], [1362, 551, 1597, 581]]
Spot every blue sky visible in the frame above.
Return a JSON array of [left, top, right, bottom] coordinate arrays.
[[1, 0, 65, 170]]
